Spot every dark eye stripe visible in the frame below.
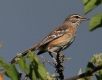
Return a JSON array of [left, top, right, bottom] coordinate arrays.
[[75, 16, 79, 18]]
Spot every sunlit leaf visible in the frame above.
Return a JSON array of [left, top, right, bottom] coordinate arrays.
[[83, 0, 89, 5], [37, 62, 46, 80], [28, 51, 46, 80], [0, 57, 6, 66], [18, 57, 30, 74], [28, 51, 38, 63], [0, 57, 11, 77], [83, 0, 101, 14], [28, 51, 35, 62], [90, 57, 96, 63], [78, 68, 82, 75], [29, 65, 37, 80], [89, 13, 102, 31], [77, 69, 85, 80], [9, 64, 20, 80]]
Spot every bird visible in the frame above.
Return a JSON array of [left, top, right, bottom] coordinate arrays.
[[10, 14, 89, 64]]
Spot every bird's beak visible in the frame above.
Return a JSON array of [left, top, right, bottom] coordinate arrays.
[[80, 17, 90, 21]]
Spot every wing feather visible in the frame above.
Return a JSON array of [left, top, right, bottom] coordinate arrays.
[[39, 24, 68, 47]]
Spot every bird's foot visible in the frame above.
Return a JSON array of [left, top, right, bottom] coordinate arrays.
[[56, 53, 71, 63]]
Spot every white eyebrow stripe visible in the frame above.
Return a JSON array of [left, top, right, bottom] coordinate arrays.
[[71, 14, 81, 17]]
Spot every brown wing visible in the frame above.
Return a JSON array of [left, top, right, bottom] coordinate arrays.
[[38, 24, 68, 47]]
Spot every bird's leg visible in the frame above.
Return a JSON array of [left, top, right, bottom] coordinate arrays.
[[49, 52, 57, 64], [47, 47, 58, 63], [48, 49, 57, 55], [56, 53, 65, 63], [56, 47, 66, 63], [56, 53, 71, 63], [47, 47, 67, 63]]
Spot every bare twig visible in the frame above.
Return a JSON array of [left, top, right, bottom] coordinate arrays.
[[23, 75, 29, 80], [0, 41, 4, 48], [0, 68, 4, 71], [65, 65, 102, 80], [18, 71, 28, 80], [41, 55, 56, 67], [18, 71, 23, 80]]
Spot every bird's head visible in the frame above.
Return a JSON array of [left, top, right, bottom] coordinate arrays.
[[64, 14, 89, 25]]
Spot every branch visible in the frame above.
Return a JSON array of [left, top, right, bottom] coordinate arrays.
[[23, 75, 28, 80], [55, 48, 66, 80], [56, 52, 64, 80], [40, 55, 56, 67], [65, 65, 102, 80]]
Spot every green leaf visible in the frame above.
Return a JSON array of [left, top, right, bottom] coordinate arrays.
[[77, 69, 85, 80], [89, 13, 102, 31], [90, 57, 96, 63], [84, 62, 94, 79], [28, 51, 47, 80], [9, 64, 20, 80], [83, 0, 89, 5], [83, 0, 101, 14], [98, 61, 102, 79], [85, 62, 95, 72], [0, 57, 7, 66], [84, 57, 96, 80], [99, 69, 102, 79], [37, 62, 46, 80], [28, 51, 39, 63], [95, 74, 102, 80], [29, 65, 37, 80], [4, 65, 12, 78], [78, 68, 82, 75], [28, 51, 36, 62], [0, 57, 11, 77], [18, 57, 30, 74]]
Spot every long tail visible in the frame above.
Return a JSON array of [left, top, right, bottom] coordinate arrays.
[[10, 45, 38, 64]]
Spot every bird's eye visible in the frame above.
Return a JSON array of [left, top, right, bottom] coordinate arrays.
[[75, 16, 79, 18]]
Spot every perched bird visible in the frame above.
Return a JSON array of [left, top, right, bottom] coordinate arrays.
[[10, 14, 89, 64]]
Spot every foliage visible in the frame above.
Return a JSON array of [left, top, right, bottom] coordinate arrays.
[[65, 54, 102, 80], [84, 53, 102, 80], [0, 51, 47, 80], [77, 54, 102, 80], [89, 13, 102, 31], [83, 0, 102, 31]]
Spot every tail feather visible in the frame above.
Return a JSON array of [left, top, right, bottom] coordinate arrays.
[[10, 45, 37, 64]]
